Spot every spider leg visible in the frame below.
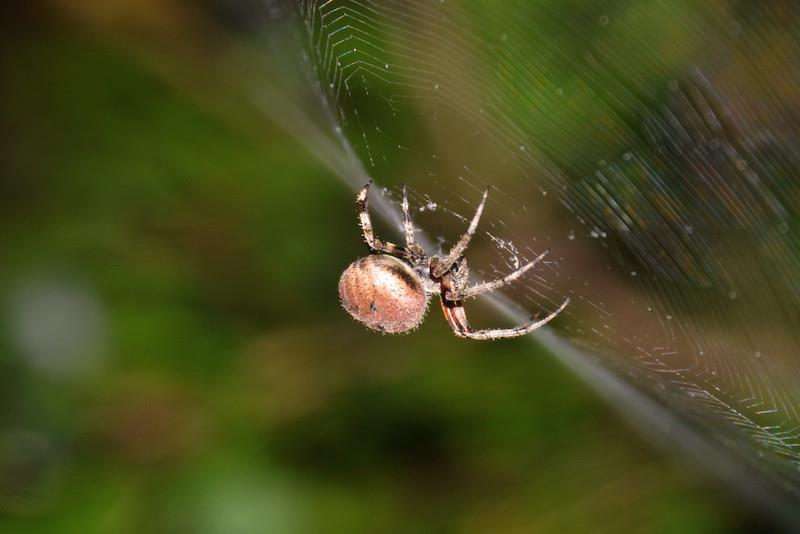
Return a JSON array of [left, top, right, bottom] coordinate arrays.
[[401, 184, 415, 246], [441, 295, 570, 340], [356, 182, 410, 258], [401, 184, 426, 259], [432, 186, 489, 278], [445, 249, 550, 300]]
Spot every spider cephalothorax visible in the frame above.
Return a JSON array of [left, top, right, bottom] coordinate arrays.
[[338, 183, 569, 340]]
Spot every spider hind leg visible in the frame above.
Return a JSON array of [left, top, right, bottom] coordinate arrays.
[[401, 184, 425, 258], [356, 182, 409, 258]]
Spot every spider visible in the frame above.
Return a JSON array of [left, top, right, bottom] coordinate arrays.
[[338, 183, 570, 340]]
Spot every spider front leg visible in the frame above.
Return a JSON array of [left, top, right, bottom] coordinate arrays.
[[439, 269, 569, 340], [356, 182, 410, 259], [441, 295, 570, 340], [432, 186, 489, 278], [445, 249, 550, 300]]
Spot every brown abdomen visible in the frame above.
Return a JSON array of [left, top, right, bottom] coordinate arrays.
[[338, 255, 429, 334]]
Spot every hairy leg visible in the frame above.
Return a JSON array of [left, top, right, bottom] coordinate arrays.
[[441, 295, 569, 340], [356, 182, 409, 257], [401, 184, 425, 259], [432, 186, 489, 278], [446, 249, 550, 300]]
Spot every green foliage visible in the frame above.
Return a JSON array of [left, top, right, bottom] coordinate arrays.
[[0, 17, 745, 534]]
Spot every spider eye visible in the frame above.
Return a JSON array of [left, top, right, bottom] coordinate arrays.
[[451, 263, 459, 272]]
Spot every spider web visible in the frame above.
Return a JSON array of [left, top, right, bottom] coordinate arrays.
[[264, 0, 800, 523]]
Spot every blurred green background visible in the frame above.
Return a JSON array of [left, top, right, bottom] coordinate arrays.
[[0, 2, 770, 533]]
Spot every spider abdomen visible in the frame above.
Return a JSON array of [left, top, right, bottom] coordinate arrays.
[[338, 255, 429, 334]]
